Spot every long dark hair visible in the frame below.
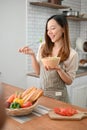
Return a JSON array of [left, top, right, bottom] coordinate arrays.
[[41, 14, 70, 62]]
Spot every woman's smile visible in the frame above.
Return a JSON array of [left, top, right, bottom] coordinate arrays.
[[47, 19, 64, 43]]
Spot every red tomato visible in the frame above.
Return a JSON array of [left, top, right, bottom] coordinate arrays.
[[21, 101, 32, 108], [65, 107, 77, 116], [59, 108, 67, 116], [54, 108, 65, 116], [54, 107, 77, 116], [54, 107, 60, 114]]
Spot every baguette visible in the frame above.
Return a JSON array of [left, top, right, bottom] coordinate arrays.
[[33, 89, 43, 102], [22, 86, 36, 98], [23, 87, 37, 102], [23, 89, 36, 103], [29, 89, 43, 102]]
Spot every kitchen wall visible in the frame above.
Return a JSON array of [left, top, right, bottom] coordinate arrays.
[[0, 0, 27, 88], [27, 0, 87, 73]]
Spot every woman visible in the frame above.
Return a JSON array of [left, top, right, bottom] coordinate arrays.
[[19, 14, 78, 102]]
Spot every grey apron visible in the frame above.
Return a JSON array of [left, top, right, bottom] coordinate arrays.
[[40, 61, 69, 103]]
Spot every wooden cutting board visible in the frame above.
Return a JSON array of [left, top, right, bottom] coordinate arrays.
[[48, 110, 87, 120]]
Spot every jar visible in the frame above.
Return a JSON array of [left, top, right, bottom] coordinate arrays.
[[48, 0, 63, 5], [83, 41, 87, 52]]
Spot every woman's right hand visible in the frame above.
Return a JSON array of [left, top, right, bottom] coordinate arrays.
[[19, 46, 35, 56], [19, 46, 40, 75]]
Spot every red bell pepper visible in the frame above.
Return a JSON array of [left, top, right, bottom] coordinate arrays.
[[21, 101, 32, 108]]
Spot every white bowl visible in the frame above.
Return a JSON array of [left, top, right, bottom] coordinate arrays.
[[41, 56, 60, 68]]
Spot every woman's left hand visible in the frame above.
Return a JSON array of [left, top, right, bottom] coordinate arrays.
[[45, 65, 61, 71]]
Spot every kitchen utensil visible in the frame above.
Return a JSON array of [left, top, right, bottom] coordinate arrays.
[[63, 10, 72, 16], [76, 37, 84, 51], [82, 13, 87, 18], [83, 41, 87, 52], [48, 110, 87, 120], [63, 9, 79, 17]]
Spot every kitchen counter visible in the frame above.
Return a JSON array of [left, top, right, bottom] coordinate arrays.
[[27, 67, 87, 78], [2, 83, 87, 130], [76, 67, 87, 77]]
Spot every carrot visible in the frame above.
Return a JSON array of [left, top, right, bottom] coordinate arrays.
[[6, 94, 15, 103]]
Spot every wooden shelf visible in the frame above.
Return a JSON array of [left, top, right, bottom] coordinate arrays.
[[67, 16, 87, 21], [30, 2, 69, 9], [29, 2, 87, 21]]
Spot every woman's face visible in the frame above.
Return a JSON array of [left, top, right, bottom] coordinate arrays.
[[47, 19, 64, 43]]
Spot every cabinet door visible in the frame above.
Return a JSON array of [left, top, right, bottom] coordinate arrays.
[[67, 76, 87, 108], [71, 85, 87, 108], [27, 76, 40, 88]]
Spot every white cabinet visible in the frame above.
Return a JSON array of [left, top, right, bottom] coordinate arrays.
[[67, 75, 87, 108], [71, 84, 87, 108], [27, 76, 40, 88]]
